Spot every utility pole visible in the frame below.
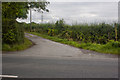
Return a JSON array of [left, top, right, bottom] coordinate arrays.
[[30, 8, 32, 32], [115, 23, 118, 41], [41, 11, 43, 23]]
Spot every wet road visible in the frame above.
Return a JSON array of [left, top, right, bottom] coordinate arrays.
[[2, 33, 118, 78]]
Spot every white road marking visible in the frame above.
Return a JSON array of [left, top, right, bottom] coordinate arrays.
[[0, 75, 18, 78]]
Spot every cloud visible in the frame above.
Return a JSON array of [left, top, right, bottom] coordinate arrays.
[[17, 2, 118, 24]]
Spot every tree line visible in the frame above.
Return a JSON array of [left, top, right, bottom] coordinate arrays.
[[24, 19, 120, 44]]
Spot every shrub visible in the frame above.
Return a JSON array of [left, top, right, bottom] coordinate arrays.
[[2, 19, 24, 44]]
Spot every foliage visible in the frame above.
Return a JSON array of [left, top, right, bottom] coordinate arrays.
[[25, 19, 120, 44], [2, 2, 28, 19], [55, 19, 65, 33], [2, 2, 49, 45], [2, 19, 24, 44], [2, 2, 49, 19]]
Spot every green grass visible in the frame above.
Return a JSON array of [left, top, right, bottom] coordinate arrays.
[[29, 32, 120, 55], [2, 38, 33, 51]]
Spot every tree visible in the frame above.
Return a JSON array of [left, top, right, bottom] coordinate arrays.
[[2, 1, 50, 44], [2, 2, 50, 19], [55, 19, 65, 33]]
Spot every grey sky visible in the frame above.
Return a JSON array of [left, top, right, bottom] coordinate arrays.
[[48, 0, 119, 2], [17, 1, 118, 24]]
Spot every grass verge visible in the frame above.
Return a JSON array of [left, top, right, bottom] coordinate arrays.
[[29, 32, 120, 55], [2, 38, 33, 51]]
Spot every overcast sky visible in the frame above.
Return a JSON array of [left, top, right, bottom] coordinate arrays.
[[48, 0, 119, 2], [17, 1, 118, 24]]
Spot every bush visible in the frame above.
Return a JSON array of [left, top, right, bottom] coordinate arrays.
[[2, 19, 24, 44]]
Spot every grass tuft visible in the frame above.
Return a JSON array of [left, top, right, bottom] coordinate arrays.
[[2, 38, 33, 51]]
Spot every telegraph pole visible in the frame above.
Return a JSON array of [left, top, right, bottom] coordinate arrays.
[[115, 23, 118, 41], [30, 8, 32, 32], [41, 11, 43, 23]]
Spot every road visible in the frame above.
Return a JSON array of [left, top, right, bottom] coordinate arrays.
[[2, 33, 118, 78]]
